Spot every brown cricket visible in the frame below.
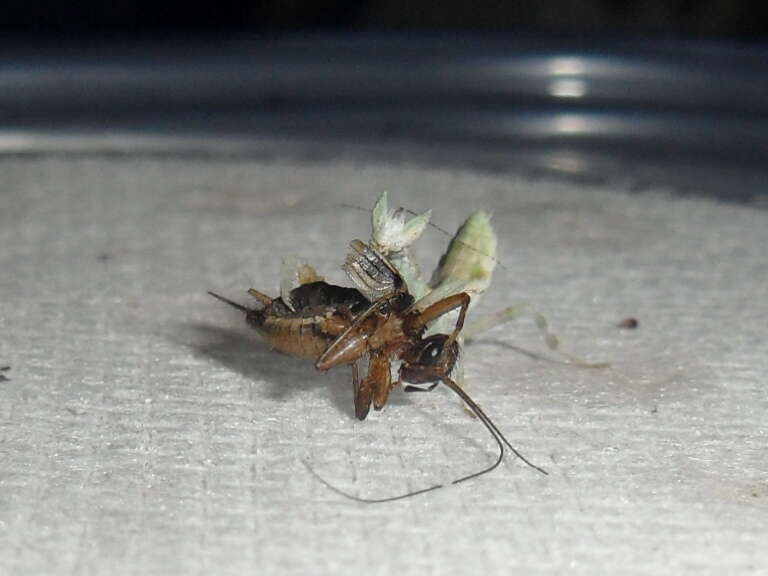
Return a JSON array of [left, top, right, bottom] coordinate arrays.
[[209, 239, 546, 502]]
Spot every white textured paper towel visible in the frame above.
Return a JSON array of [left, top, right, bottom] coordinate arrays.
[[0, 152, 766, 575]]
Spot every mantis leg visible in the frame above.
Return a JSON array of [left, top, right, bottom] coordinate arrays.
[[463, 303, 607, 368]]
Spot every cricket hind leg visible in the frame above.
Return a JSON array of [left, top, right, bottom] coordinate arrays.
[[349, 352, 395, 420], [462, 303, 608, 368], [351, 361, 373, 420], [369, 352, 394, 413]]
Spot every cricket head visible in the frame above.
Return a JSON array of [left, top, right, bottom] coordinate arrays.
[[399, 333, 459, 384], [371, 191, 431, 254]]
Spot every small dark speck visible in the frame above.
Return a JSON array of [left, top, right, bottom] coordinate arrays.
[[753, 492, 759, 498], [97, 253, 111, 262], [618, 317, 639, 329], [0, 365, 9, 382], [650, 405, 658, 414], [66, 406, 86, 416]]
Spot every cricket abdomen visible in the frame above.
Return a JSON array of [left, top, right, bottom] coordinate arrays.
[[246, 308, 351, 358], [262, 315, 336, 357], [212, 281, 365, 360]]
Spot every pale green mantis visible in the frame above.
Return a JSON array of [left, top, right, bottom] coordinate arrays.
[[277, 191, 602, 377], [366, 191, 605, 380], [243, 192, 604, 501]]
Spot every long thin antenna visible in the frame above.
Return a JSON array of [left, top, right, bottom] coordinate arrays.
[[207, 291, 250, 313], [305, 424, 503, 504], [303, 460, 447, 504], [440, 377, 548, 476], [308, 374, 547, 503]]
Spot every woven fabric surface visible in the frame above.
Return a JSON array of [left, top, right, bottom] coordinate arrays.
[[0, 154, 765, 575]]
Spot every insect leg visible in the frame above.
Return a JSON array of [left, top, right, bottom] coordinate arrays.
[[462, 303, 608, 368], [351, 361, 360, 397], [444, 294, 470, 349], [410, 292, 471, 337], [369, 352, 393, 412], [354, 362, 374, 421]]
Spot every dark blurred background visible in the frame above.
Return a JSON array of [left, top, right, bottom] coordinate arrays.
[[1, 1, 767, 202], [1, 0, 766, 39]]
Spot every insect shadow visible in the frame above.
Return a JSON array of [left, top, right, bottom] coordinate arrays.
[[173, 321, 412, 419]]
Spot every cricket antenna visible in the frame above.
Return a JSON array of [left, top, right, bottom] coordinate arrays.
[[303, 460, 448, 504], [308, 376, 545, 504], [440, 377, 549, 476], [207, 291, 250, 313], [305, 430, 503, 504]]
